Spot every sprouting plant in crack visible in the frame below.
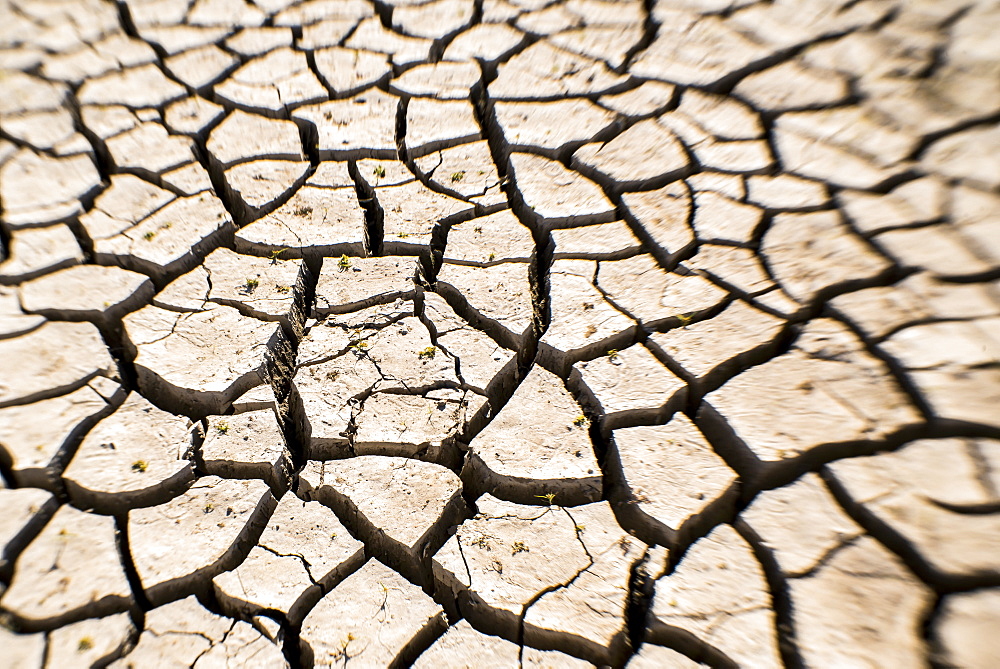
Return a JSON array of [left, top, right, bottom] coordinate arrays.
[[535, 492, 557, 505], [418, 346, 436, 359], [334, 632, 356, 663], [676, 312, 694, 326], [77, 637, 93, 652], [511, 541, 529, 555], [488, 252, 496, 262], [374, 582, 402, 623], [573, 414, 589, 428], [338, 254, 352, 272], [204, 503, 214, 514], [243, 277, 259, 294], [142, 230, 156, 242], [131, 460, 148, 473], [451, 171, 465, 182], [606, 349, 619, 362], [216, 421, 229, 434], [372, 164, 386, 179], [275, 284, 290, 294], [350, 339, 369, 353], [269, 247, 289, 264]]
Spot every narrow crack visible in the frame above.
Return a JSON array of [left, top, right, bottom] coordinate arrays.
[[734, 519, 805, 669]]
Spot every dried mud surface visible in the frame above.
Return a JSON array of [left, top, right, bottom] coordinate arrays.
[[1, 0, 999, 667]]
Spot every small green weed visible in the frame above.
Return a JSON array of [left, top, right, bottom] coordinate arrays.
[[418, 346, 436, 359], [450, 171, 465, 182], [131, 460, 148, 473], [535, 492, 556, 505]]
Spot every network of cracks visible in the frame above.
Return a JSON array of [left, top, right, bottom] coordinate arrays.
[[1, 0, 999, 667]]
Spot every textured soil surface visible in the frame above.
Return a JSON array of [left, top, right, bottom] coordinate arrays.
[[1, 0, 999, 667]]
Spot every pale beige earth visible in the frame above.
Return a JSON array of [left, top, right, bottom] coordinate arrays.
[[0, 0, 998, 667]]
